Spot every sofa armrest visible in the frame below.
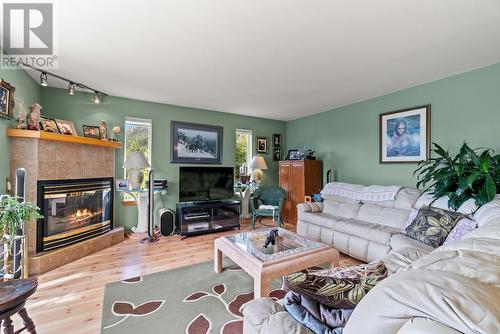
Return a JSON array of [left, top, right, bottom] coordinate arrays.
[[397, 317, 463, 334], [297, 202, 324, 213], [242, 298, 313, 334]]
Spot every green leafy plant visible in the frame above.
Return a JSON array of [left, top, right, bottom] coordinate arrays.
[[414, 142, 500, 210], [0, 195, 43, 240]]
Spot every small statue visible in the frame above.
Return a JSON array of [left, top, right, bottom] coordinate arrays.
[[263, 229, 279, 248], [14, 100, 27, 129], [27, 103, 41, 131], [112, 126, 121, 142], [100, 120, 107, 140]]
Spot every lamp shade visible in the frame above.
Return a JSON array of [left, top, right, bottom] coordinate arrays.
[[123, 151, 150, 169], [249, 155, 268, 170]]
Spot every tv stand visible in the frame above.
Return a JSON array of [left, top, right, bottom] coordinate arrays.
[[176, 200, 240, 237]]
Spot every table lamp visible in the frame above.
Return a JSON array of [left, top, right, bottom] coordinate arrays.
[[249, 155, 268, 184], [123, 151, 150, 189]]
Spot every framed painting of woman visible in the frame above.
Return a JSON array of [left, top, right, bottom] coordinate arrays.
[[379, 105, 431, 163]]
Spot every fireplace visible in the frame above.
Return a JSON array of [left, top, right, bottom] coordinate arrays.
[[37, 178, 114, 252]]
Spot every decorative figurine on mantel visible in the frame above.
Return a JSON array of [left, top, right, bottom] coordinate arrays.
[[13, 100, 27, 129], [100, 120, 108, 140], [263, 229, 279, 248], [27, 103, 41, 131], [112, 126, 121, 142]]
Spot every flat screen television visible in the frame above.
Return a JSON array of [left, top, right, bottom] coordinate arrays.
[[179, 166, 234, 202]]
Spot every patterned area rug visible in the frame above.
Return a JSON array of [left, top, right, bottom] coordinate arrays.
[[101, 259, 286, 334]]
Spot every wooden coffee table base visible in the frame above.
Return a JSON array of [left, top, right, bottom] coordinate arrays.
[[214, 237, 339, 299]]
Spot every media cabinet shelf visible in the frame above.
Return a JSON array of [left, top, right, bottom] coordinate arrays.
[[176, 200, 241, 237], [6, 129, 122, 149]]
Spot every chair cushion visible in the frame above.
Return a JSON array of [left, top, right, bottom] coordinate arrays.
[[284, 261, 388, 308], [404, 206, 462, 248]]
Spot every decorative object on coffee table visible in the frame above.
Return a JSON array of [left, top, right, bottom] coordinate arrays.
[[379, 104, 430, 163], [27, 103, 41, 131], [214, 228, 339, 298], [171, 121, 223, 164], [55, 119, 77, 136], [123, 151, 150, 190], [263, 229, 279, 248], [0, 279, 37, 334], [82, 125, 101, 139], [0, 79, 15, 119], [39, 117, 60, 133], [100, 120, 108, 140], [256, 137, 268, 153], [249, 155, 268, 184]]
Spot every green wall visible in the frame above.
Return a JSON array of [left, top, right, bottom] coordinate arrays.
[[0, 68, 40, 193], [286, 62, 500, 188], [40, 87, 286, 230]]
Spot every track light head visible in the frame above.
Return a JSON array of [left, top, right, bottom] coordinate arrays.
[[92, 91, 101, 104], [68, 83, 76, 95], [40, 72, 48, 86]]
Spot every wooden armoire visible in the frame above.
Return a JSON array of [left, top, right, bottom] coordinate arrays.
[[279, 160, 322, 222]]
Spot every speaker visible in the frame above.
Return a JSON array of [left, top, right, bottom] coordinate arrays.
[[158, 208, 175, 236], [147, 169, 155, 238]]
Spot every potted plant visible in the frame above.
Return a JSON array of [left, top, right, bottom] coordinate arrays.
[[414, 142, 500, 211], [0, 195, 42, 278]]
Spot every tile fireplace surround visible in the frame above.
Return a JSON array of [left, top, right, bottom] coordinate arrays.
[[9, 133, 124, 275]]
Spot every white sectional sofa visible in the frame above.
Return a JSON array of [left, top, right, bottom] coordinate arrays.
[[242, 182, 500, 334]]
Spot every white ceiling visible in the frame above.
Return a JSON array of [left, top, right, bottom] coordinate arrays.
[[25, 0, 500, 121]]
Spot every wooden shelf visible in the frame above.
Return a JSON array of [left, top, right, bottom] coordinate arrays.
[[6, 129, 122, 149]]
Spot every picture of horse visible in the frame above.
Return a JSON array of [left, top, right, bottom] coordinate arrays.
[[171, 121, 223, 164]]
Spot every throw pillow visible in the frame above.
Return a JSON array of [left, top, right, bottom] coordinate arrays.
[[404, 206, 462, 248], [443, 217, 477, 245], [284, 261, 388, 309]]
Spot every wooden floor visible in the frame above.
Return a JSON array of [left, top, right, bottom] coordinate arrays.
[[14, 219, 359, 334]]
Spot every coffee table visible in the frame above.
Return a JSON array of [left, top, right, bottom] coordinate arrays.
[[214, 228, 339, 298]]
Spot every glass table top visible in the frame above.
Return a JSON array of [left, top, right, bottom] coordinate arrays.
[[225, 228, 325, 262]]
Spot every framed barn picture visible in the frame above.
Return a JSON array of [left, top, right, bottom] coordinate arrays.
[[379, 105, 431, 163], [171, 121, 223, 164]]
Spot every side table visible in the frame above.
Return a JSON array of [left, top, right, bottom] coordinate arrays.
[[0, 279, 37, 334]]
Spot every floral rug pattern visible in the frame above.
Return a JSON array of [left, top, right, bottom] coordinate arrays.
[[101, 260, 285, 334]]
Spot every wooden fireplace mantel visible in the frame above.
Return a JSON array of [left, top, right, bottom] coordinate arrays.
[[6, 129, 122, 149]]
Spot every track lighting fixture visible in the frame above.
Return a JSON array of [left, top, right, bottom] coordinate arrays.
[[40, 72, 48, 86], [68, 83, 76, 95], [92, 91, 101, 104]]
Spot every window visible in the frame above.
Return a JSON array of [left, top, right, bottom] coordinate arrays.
[[124, 117, 152, 182], [235, 129, 252, 181]]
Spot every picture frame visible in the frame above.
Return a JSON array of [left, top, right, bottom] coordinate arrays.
[[39, 117, 60, 133], [272, 134, 282, 147], [171, 121, 223, 164], [379, 105, 431, 163], [55, 119, 77, 136], [286, 149, 300, 160], [82, 125, 101, 139], [256, 137, 268, 153], [115, 179, 129, 191], [273, 148, 281, 161], [0, 79, 15, 119]]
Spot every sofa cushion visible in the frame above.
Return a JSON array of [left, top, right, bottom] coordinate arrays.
[[356, 203, 410, 229], [442, 217, 477, 245], [404, 206, 462, 248], [472, 195, 500, 227], [415, 191, 478, 214], [390, 234, 435, 254], [363, 187, 421, 210], [322, 200, 361, 219], [284, 261, 388, 309]]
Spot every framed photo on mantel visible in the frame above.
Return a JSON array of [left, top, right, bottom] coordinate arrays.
[[379, 105, 430, 164]]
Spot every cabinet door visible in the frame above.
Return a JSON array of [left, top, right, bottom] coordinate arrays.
[[290, 162, 305, 221], [279, 162, 290, 219]]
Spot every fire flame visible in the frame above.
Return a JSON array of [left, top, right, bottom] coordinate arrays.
[[75, 208, 93, 218]]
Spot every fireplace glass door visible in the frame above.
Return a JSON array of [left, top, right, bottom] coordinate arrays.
[[37, 178, 113, 252]]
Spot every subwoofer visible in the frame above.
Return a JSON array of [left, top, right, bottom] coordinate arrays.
[[158, 208, 175, 236]]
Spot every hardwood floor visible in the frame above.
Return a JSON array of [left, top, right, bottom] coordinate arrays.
[[15, 219, 359, 334]]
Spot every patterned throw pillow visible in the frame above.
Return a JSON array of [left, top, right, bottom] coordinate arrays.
[[284, 261, 388, 309], [404, 206, 463, 248], [443, 217, 477, 245]]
